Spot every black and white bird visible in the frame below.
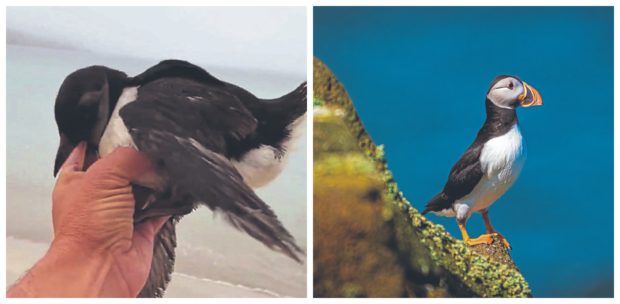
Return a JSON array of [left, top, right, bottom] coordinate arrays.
[[53, 59, 306, 297], [422, 75, 542, 249]]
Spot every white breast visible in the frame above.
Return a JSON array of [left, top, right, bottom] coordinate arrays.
[[98, 86, 166, 189], [231, 145, 286, 188], [480, 124, 526, 182], [456, 124, 526, 216], [98, 86, 139, 157]]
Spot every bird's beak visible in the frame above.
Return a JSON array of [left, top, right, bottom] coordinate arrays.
[[518, 82, 543, 107], [53, 134, 99, 176]]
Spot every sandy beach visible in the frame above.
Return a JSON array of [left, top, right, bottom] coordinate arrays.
[[6, 237, 285, 297]]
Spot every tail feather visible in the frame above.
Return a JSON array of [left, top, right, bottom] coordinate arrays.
[[274, 81, 307, 105], [422, 192, 454, 215], [263, 82, 307, 125], [138, 217, 178, 297]]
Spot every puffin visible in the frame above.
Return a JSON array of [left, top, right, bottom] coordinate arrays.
[[53, 59, 306, 297], [422, 75, 542, 249]]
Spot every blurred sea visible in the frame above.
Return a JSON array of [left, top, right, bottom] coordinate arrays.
[[6, 44, 307, 297], [315, 6, 613, 297]]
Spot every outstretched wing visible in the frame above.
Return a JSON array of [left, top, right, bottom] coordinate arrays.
[[127, 128, 302, 261], [120, 79, 302, 262]]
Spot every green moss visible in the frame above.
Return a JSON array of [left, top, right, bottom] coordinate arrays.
[[314, 96, 325, 106], [313, 57, 531, 298]]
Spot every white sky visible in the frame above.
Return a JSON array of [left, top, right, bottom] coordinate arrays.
[[7, 6, 306, 75]]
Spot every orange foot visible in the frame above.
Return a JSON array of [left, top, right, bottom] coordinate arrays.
[[464, 234, 494, 246], [465, 233, 512, 249]]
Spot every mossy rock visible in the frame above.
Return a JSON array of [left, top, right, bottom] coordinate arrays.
[[313, 57, 531, 298]]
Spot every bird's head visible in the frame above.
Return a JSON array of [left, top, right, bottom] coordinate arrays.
[[53, 66, 128, 176], [486, 75, 543, 110]]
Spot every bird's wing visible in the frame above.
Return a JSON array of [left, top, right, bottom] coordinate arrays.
[[424, 144, 484, 214], [129, 78, 258, 147], [119, 82, 302, 261], [443, 144, 484, 200], [127, 127, 302, 261]]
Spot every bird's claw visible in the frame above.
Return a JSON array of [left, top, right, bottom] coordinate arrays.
[[492, 233, 512, 250], [465, 233, 512, 250]]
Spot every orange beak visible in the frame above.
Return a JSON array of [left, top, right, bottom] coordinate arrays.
[[518, 82, 543, 107]]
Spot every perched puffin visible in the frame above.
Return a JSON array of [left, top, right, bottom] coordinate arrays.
[[422, 75, 542, 249], [53, 59, 306, 297]]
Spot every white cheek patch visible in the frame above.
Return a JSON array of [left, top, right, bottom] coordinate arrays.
[[487, 89, 519, 109], [487, 79, 523, 109]]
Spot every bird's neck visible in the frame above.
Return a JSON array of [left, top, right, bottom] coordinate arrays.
[[485, 99, 517, 123], [477, 98, 518, 140]]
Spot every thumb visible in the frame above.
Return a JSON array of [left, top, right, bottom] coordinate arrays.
[[58, 142, 87, 175]]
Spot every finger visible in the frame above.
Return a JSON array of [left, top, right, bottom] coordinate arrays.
[[59, 141, 87, 174], [134, 216, 170, 240], [88, 147, 152, 181]]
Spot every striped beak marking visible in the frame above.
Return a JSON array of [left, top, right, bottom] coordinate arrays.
[[518, 82, 543, 107]]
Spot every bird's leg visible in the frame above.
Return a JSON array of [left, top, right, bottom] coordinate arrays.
[[457, 220, 494, 246], [480, 209, 511, 249]]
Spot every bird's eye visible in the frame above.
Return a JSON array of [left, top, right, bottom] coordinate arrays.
[[508, 82, 514, 90]]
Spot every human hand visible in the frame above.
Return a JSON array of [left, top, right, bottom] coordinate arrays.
[[8, 142, 168, 298]]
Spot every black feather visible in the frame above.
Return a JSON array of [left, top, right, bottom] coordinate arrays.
[[124, 128, 302, 261], [422, 192, 453, 215]]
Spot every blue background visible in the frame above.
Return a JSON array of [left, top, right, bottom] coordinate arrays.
[[315, 7, 613, 297]]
